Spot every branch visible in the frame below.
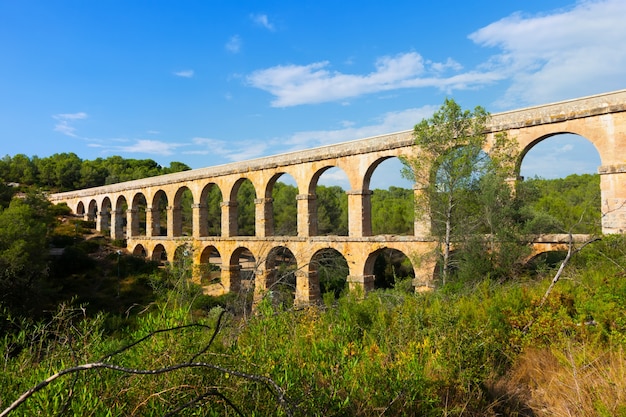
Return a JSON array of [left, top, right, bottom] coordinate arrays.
[[523, 232, 600, 333], [1, 360, 294, 417]]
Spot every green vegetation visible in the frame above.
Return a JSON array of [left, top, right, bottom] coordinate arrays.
[[1, 233, 625, 415], [0, 118, 615, 415], [0, 153, 191, 191]]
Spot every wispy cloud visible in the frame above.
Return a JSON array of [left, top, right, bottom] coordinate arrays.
[[469, 0, 626, 107], [174, 69, 194, 78], [53, 112, 88, 137], [115, 139, 185, 156], [250, 13, 275, 31], [277, 106, 435, 151], [189, 137, 269, 162], [247, 52, 501, 107], [225, 35, 242, 53]]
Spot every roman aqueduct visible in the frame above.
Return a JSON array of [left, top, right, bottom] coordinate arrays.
[[48, 89, 626, 305]]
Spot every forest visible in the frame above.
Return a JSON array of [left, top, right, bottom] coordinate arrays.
[[0, 130, 623, 415]]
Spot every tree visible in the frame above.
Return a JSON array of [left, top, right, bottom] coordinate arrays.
[[403, 98, 520, 285], [0, 192, 56, 313]]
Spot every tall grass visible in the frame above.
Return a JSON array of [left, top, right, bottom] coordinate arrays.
[[1, 237, 626, 415]]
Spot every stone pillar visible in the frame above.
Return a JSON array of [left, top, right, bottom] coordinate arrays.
[[413, 183, 431, 237], [599, 164, 626, 234], [347, 274, 375, 296], [294, 269, 321, 307], [296, 194, 317, 237], [221, 201, 238, 237], [412, 253, 437, 292], [255, 197, 274, 237], [145, 207, 156, 237], [96, 208, 110, 233], [168, 206, 182, 237], [347, 189, 372, 237], [126, 208, 138, 238], [192, 203, 207, 238], [253, 267, 275, 304], [221, 265, 241, 293], [110, 210, 125, 241]]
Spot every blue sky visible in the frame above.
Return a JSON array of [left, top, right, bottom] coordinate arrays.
[[1, 0, 624, 189]]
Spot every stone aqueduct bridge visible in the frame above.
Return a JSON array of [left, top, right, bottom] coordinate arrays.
[[49, 89, 626, 304]]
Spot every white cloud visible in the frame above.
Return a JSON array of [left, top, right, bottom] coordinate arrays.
[[53, 112, 88, 137], [250, 13, 275, 31], [189, 137, 269, 162], [174, 69, 194, 78], [225, 35, 242, 53], [116, 139, 185, 156], [277, 106, 436, 151], [247, 52, 501, 107], [469, 0, 626, 107]]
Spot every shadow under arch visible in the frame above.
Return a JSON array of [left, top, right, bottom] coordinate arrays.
[[310, 248, 349, 299], [364, 248, 416, 290], [264, 246, 297, 307], [131, 243, 146, 258], [199, 245, 222, 287], [152, 244, 168, 264]]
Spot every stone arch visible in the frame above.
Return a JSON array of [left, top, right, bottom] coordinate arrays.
[[309, 166, 349, 236], [151, 190, 168, 237], [517, 132, 601, 179], [173, 186, 194, 237], [131, 244, 147, 258], [364, 156, 415, 236], [152, 243, 167, 263], [364, 248, 416, 290], [228, 247, 257, 311], [199, 183, 222, 237], [130, 192, 148, 237], [87, 199, 98, 222], [199, 245, 222, 287], [112, 195, 128, 240], [264, 246, 298, 307], [309, 248, 349, 300], [76, 201, 85, 216], [231, 178, 256, 237], [266, 173, 298, 236], [517, 132, 602, 234], [98, 197, 112, 234]]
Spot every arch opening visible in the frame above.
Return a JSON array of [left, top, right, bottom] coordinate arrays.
[[199, 246, 222, 287], [313, 167, 349, 236], [365, 248, 415, 291], [266, 246, 297, 307], [367, 157, 414, 236], [269, 173, 298, 236], [518, 133, 602, 235], [310, 248, 349, 299], [174, 187, 193, 237], [234, 179, 256, 236], [131, 193, 147, 237], [152, 244, 167, 264], [152, 190, 168, 236], [201, 183, 222, 237]]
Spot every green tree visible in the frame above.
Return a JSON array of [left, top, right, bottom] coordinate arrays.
[[403, 98, 520, 285], [0, 192, 56, 313], [272, 182, 297, 235]]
